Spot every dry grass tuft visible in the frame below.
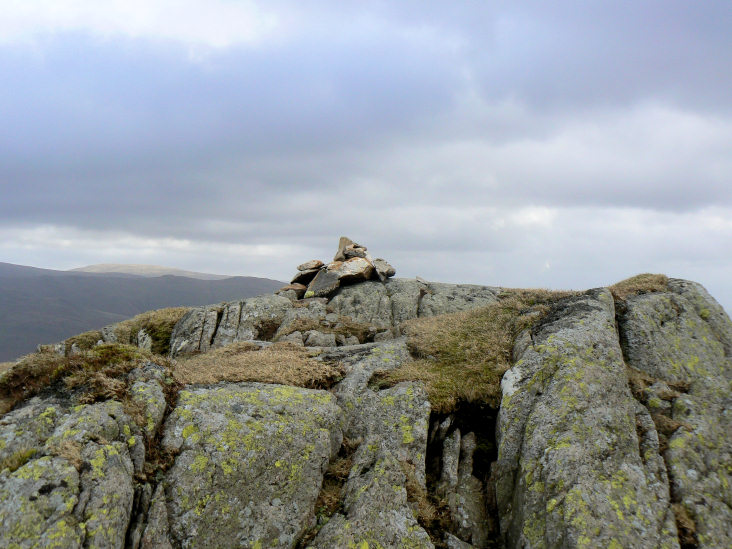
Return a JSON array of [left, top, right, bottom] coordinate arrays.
[[173, 341, 344, 389], [64, 330, 104, 353], [610, 273, 669, 301], [112, 307, 191, 355], [375, 289, 574, 412], [0, 343, 171, 415], [47, 439, 83, 471], [672, 503, 697, 548]]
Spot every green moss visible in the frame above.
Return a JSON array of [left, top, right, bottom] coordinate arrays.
[[0, 447, 37, 473]]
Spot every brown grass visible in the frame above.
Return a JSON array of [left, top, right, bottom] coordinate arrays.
[[672, 503, 698, 548], [47, 439, 83, 471], [0, 344, 171, 415], [172, 341, 344, 389], [375, 289, 574, 412], [610, 273, 669, 301], [65, 330, 104, 353], [112, 307, 191, 355]]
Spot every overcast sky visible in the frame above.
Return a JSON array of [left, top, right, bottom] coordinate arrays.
[[2, 1, 731, 311]]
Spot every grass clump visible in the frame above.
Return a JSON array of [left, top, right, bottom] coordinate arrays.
[[65, 330, 104, 353], [112, 307, 191, 355], [173, 341, 344, 389], [0, 343, 171, 415], [374, 289, 574, 413], [610, 273, 669, 301], [0, 447, 38, 473]]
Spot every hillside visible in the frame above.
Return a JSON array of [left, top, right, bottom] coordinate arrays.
[[0, 262, 284, 361], [70, 264, 233, 280], [0, 242, 729, 548]]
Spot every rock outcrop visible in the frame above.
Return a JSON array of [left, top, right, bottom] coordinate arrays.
[[1, 246, 730, 549]]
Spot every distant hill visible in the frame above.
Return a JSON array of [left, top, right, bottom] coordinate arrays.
[[70, 264, 233, 280], [0, 262, 284, 361]]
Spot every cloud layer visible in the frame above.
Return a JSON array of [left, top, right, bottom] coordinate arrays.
[[2, 1, 731, 310]]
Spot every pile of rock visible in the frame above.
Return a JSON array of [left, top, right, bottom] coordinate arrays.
[[277, 237, 396, 300]]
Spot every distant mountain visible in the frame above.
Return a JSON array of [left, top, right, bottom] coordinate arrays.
[[70, 264, 233, 280], [0, 262, 285, 362]]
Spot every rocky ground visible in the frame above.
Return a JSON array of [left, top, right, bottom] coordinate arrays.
[[1, 240, 730, 548]]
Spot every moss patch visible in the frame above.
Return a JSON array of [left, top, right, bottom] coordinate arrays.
[[0, 447, 37, 473], [374, 289, 574, 412], [173, 341, 344, 389], [610, 274, 669, 301]]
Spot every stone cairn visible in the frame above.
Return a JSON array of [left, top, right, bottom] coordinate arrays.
[[276, 236, 396, 300]]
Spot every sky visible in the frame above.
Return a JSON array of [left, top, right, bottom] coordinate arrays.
[[1, 1, 731, 312]]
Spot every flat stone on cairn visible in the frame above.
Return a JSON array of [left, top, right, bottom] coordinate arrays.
[[277, 236, 396, 300]]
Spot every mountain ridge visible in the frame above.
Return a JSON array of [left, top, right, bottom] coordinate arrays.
[[0, 250, 729, 548]]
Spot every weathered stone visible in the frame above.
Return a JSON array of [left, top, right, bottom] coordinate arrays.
[[445, 532, 477, 549], [304, 330, 336, 347], [129, 379, 167, 440], [618, 279, 732, 549], [333, 236, 357, 261], [140, 485, 173, 549], [101, 324, 118, 343], [297, 259, 324, 271], [169, 304, 222, 357], [291, 267, 321, 285], [311, 444, 433, 548], [0, 399, 144, 549], [0, 456, 84, 548], [439, 428, 461, 493], [234, 294, 293, 342], [373, 257, 396, 280], [449, 432, 489, 547], [305, 269, 341, 298], [278, 330, 304, 346], [327, 257, 374, 284], [273, 299, 327, 340], [495, 289, 679, 549], [418, 282, 499, 317], [343, 243, 367, 259], [161, 383, 344, 549], [276, 282, 307, 299], [328, 280, 393, 328], [137, 329, 153, 351]]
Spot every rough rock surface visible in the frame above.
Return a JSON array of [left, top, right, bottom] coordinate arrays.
[[312, 340, 434, 548], [618, 279, 732, 548], [495, 289, 679, 549], [0, 398, 147, 549], [161, 383, 344, 549]]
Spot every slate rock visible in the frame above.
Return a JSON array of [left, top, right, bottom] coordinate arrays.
[[291, 267, 321, 285], [297, 260, 324, 271], [305, 269, 341, 298]]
